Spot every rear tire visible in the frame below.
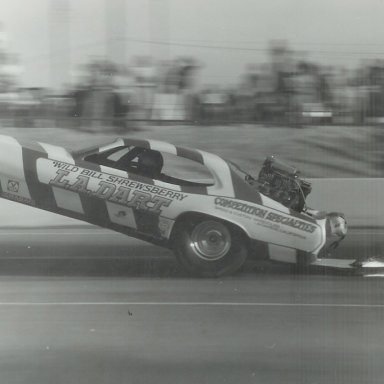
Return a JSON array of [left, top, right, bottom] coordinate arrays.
[[173, 217, 248, 277]]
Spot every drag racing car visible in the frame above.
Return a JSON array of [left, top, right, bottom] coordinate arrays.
[[0, 135, 352, 276]]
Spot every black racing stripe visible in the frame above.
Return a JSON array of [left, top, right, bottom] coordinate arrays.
[[122, 138, 150, 149], [17, 139, 44, 150], [229, 167, 263, 205], [176, 147, 205, 164], [74, 162, 111, 227], [75, 159, 105, 172], [180, 185, 208, 195], [79, 194, 112, 227], [133, 210, 161, 237], [22, 144, 58, 210]]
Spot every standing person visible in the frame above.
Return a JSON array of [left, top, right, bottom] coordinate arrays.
[[80, 60, 122, 131], [133, 56, 157, 120]]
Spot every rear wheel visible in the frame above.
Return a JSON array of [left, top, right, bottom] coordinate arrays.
[[173, 217, 248, 277]]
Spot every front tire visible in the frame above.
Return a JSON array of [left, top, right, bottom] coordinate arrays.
[[173, 217, 248, 277]]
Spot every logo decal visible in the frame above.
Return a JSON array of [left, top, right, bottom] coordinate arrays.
[[7, 180, 19, 193]]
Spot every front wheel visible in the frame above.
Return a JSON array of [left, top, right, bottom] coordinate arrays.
[[173, 218, 248, 277]]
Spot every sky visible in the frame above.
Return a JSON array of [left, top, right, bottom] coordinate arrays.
[[2, 0, 384, 89]]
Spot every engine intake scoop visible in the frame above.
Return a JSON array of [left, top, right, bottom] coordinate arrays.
[[257, 155, 311, 212]]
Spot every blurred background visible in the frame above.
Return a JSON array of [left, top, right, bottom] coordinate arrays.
[[2, 0, 384, 177]]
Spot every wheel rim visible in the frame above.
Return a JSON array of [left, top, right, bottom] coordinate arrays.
[[190, 221, 231, 261]]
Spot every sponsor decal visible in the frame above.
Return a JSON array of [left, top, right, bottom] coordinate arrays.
[[264, 212, 316, 234], [7, 180, 19, 193], [214, 197, 268, 218], [1, 191, 35, 206], [214, 197, 316, 234], [48, 161, 188, 214]]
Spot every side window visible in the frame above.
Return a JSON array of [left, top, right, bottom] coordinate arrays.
[[84, 146, 214, 186], [106, 147, 131, 162], [84, 146, 138, 169]]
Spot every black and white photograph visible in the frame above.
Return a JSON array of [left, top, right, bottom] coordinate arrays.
[[1, 0, 384, 383]]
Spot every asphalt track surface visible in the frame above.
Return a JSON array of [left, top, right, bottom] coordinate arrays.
[[0, 228, 383, 384]]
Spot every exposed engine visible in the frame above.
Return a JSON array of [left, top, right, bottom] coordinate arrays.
[[257, 155, 312, 212]]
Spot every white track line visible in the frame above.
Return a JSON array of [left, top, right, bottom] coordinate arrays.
[[0, 232, 114, 236], [365, 274, 384, 277], [0, 302, 382, 308]]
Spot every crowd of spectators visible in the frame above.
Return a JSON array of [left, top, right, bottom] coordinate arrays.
[[2, 42, 384, 128]]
